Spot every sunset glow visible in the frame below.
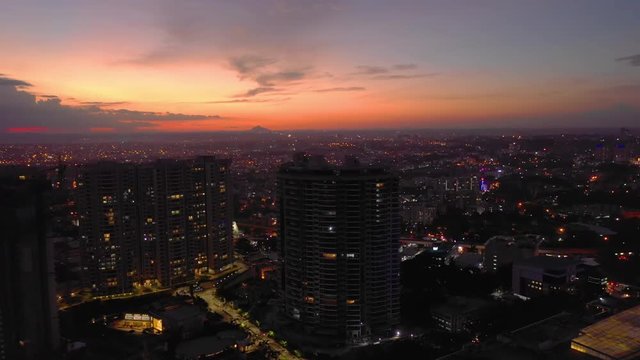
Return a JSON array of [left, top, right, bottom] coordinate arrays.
[[1, 0, 639, 136]]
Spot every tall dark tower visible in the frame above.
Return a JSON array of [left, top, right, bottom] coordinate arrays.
[[0, 170, 60, 360], [137, 156, 233, 287], [76, 162, 139, 297], [278, 154, 400, 344]]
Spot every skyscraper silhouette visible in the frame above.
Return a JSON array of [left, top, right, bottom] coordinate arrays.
[[278, 154, 400, 344], [0, 170, 60, 360]]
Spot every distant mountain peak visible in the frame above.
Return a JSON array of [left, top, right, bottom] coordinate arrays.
[[249, 125, 272, 134]]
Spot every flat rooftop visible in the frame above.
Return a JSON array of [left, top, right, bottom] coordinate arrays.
[[515, 256, 579, 270], [500, 312, 584, 352], [571, 304, 640, 359]]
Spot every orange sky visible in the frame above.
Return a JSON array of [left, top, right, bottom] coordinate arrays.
[[1, 1, 639, 134]]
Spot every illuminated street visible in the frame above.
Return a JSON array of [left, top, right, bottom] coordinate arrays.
[[172, 260, 301, 359], [197, 287, 303, 360]]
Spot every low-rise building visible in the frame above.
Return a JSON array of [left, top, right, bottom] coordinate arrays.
[[431, 297, 491, 333], [482, 235, 540, 272], [512, 257, 579, 298]]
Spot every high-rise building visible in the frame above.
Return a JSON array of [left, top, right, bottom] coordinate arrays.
[[0, 171, 60, 360], [76, 157, 233, 297], [278, 154, 400, 344], [76, 162, 139, 296]]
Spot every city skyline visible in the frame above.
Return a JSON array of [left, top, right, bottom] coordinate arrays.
[[1, 0, 640, 136], [2, 3, 640, 358]]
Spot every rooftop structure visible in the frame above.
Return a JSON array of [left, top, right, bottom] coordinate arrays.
[[571, 304, 640, 360]]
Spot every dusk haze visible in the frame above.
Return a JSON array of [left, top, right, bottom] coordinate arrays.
[[1, 0, 639, 136]]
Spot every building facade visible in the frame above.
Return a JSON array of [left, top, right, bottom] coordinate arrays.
[[482, 235, 540, 272], [278, 154, 400, 344], [512, 256, 579, 297], [0, 171, 60, 360], [76, 157, 233, 297], [76, 162, 139, 296]]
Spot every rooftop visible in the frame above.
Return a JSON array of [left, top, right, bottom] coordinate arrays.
[[279, 153, 393, 178], [571, 304, 640, 360], [515, 256, 580, 270]]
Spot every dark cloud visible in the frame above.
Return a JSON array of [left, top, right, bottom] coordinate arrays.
[[422, 92, 507, 101], [227, 54, 309, 100], [95, 108, 221, 121], [0, 75, 222, 133], [313, 86, 366, 93], [79, 101, 130, 107], [616, 54, 640, 67], [230, 55, 276, 76], [205, 99, 257, 104], [236, 87, 279, 97], [372, 73, 439, 80], [255, 70, 306, 86], [352, 64, 431, 80], [354, 65, 389, 75], [0, 75, 32, 88], [228, 55, 308, 86], [204, 98, 287, 104], [393, 64, 418, 70]]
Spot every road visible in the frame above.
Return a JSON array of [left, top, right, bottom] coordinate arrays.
[[173, 261, 301, 359], [197, 288, 303, 360]]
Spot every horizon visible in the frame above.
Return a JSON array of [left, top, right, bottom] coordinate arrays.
[[1, 126, 638, 144]]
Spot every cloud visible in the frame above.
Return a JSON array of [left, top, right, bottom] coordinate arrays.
[[228, 55, 308, 87], [230, 55, 276, 76], [0, 76, 32, 87], [351, 64, 432, 80], [393, 64, 418, 70], [255, 70, 306, 86], [616, 54, 640, 67], [120, 1, 341, 67], [204, 98, 288, 104], [354, 64, 420, 75], [79, 101, 130, 107], [354, 65, 389, 75], [422, 92, 507, 101], [206, 99, 265, 104], [236, 87, 279, 97], [372, 73, 438, 80], [226, 55, 310, 100], [313, 86, 366, 93], [0, 74, 222, 134], [94, 108, 221, 121]]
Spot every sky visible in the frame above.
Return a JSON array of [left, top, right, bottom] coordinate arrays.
[[0, 0, 639, 135]]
